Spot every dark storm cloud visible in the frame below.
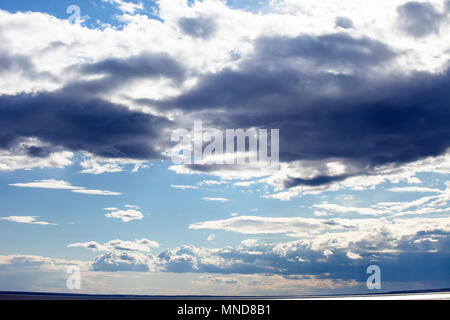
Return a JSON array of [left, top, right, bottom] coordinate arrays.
[[283, 174, 351, 188], [0, 52, 186, 160], [0, 92, 172, 159], [154, 33, 450, 184], [262, 71, 450, 167], [397, 1, 446, 37], [64, 52, 185, 98], [25, 146, 58, 158], [177, 16, 217, 39], [2, 32, 450, 184]]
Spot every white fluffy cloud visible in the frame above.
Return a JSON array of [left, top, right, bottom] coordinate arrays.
[[0, 138, 73, 172], [92, 251, 160, 272], [67, 238, 161, 272], [105, 209, 144, 222], [68, 238, 159, 252], [264, 151, 450, 200], [189, 214, 450, 254], [346, 251, 362, 260], [79, 152, 150, 175], [62, 220, 450, 287]]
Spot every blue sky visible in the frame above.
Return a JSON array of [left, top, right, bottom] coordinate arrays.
[[0, 0, 160, 27], [0, 0, 449, 295]]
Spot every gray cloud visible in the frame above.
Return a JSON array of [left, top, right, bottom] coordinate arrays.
[[335, 16, 354, 29], [71, 226, 450, 285], [0, 52, 187, 161], [65, 52, 185, 98], [178, 16, 217, 39], [0, 50, 56, 81], [397, 1, 446, 37], [1, 30, 449, 193], [92, 251, 159, 272], [155, 33, 449, 187], [0, 92, 173, 160]]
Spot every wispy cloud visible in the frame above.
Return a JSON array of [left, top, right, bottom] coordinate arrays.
[[202, 197, 229, 203], [9, 179, 80, 190], [80, 152, 150, 175], [102, 0, 143, 14], [72, 189, 121, 196], [9, 179, 121, 196], [313, 203, 381, 216], [0, 216, 56, 225], [387, 186, 443, 193], [313, 183, 450, 217], [171, 185, 199, 190], [198, 180, 228, 186]]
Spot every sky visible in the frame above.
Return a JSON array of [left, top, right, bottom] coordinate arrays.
[[0, 0, 449, 296]]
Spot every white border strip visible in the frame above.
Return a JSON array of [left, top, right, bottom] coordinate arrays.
[[283, 292, 450, 300]]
